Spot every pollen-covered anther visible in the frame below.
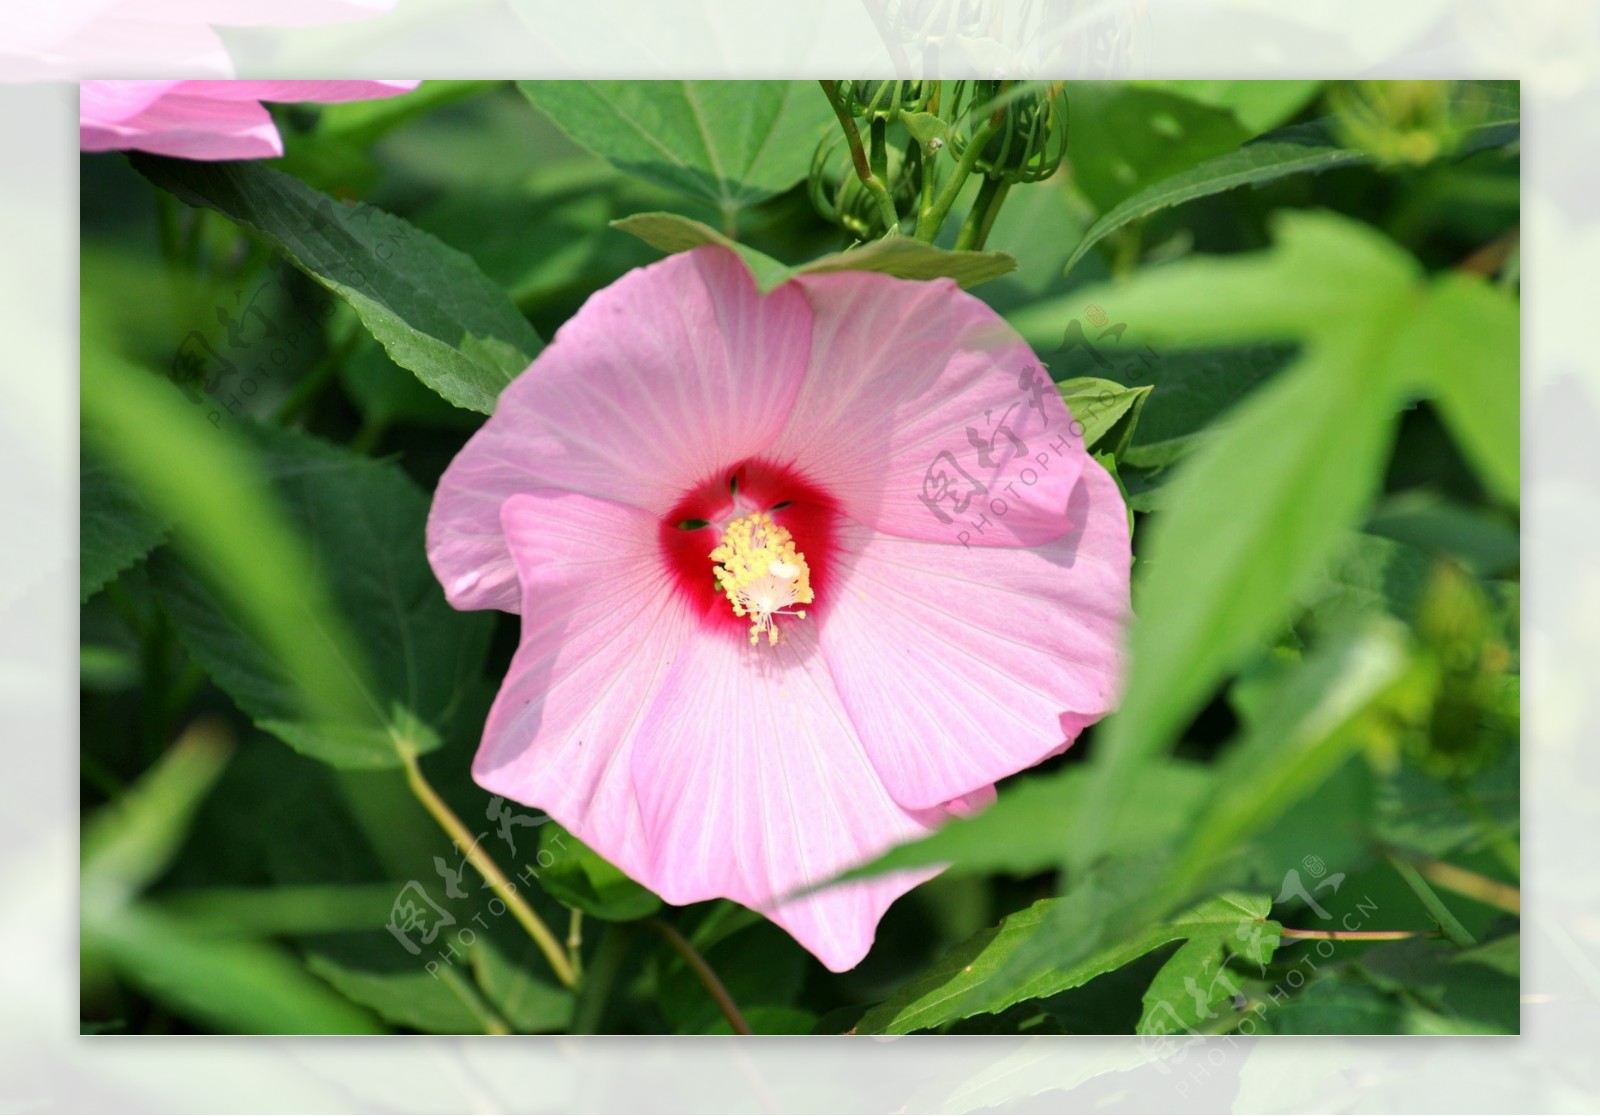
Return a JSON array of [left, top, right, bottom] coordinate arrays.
[[709, 511, 815, 645]]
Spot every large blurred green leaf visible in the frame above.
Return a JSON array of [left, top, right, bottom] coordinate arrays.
[[81, 337, 372, 733], [80, 725, 384, 1034], [519, 81, 832, 226], [81, 444, 167, 602], [855, 894, 1277, 1035], [1164, 620, 1410, 897], [151, 425, 493, 770], [1063, 83, 1520, 276], [851, 761, 1214, 881], [133, 155, 541, 414], [1382, 274, 1519, 504]]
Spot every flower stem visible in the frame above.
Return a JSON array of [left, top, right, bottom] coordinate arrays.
[[649, 917, 752, 1035], [914, 111, 1001, 242], [953, 174, 1011, 251], [818, 80, 899, 234], [1278, 927, 1434, 941], [1386, 852, 1478, 948], [397, 743, 578, 989], [1387, 848, 1520, 915]]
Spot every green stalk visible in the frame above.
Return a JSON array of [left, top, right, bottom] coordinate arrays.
[[1386, 852, 1478, 948], [398, 745, 578, 989], [953, 174, 1011, 251], [915, 111, 1002, 242], [818, 80, 899, 234]]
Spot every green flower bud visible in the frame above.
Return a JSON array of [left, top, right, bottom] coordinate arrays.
[[947, 80, 1068, 183]]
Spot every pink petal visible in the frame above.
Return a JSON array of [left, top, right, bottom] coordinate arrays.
[[773, 269, 1084, 548], [181, 80, 419, 103], [78, 80, 183, 126], [473, 490, 696, 885], [629, 621, 942, 972], [80, 87, 282, 158], [429, 246, 813, 613], [819, 457, 1131, 810]]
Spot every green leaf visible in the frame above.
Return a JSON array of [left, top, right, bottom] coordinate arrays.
[[532, 824, 661, 922], [611, 211, 1016, 292], [80, 337, 375, 738], [81, 444, 167, 602], [1057, 377, 1153, 455], [1165, 620, 1411, 897], [1060, 214, 1421, 866], [1066, 83, 1252, 213], [1383, 274, 1519, 504], [855, 893, 1277, 1035], [851, 760, 1214, 881], [151, 425, 493, 770], [304, 948, 495, 1034], [1138, 80, 1323, 133], [1300, 532, 1435, 630], [1062, 84, 1519, 276], [520, 81, 832, 223], [87, 904, 383, 1035], [608, 212, 793, 290], [472, 927, 576, 1034], [797, 236, 1016, 288], [133, 155, 541, 415], [82, 724, 233, 906]]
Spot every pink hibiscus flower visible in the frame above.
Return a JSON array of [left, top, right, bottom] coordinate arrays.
[[79, 79, 419, 160], [428, 247, 1131, 971]]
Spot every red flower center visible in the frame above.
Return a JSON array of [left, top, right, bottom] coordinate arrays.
[[659, 458, 840, 640]]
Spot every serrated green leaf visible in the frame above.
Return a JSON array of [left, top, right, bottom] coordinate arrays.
[[532, 824, 661, 922], [133, 155, 541, 415], [81, 444, 167, 602], [1063, 83, 1519, 276], [151, 425, 492, 770], [855, 893, 1275, 1035], [1058, 377, 1152, 455], [304, 949, 493, 1034], [472, 928, 575, 1034], [520, 81, 832, 222]]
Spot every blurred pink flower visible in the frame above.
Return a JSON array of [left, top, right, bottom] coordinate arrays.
[[428, 247, 1131, 971], [79, 79, 418, 159], [5, 0, 399, 80]]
